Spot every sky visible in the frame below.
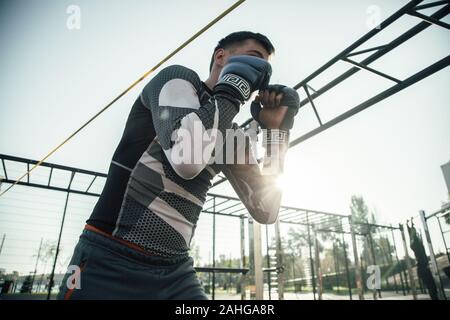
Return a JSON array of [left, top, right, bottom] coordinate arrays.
[[0, 0, 449, 276]]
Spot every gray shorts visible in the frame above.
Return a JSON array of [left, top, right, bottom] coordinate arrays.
[[57, 229, 207, 300]]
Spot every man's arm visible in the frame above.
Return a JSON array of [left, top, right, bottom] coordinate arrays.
[[223, 85, 299, 224], [222, 128, 288, 224], [141, 56, 271, 180]]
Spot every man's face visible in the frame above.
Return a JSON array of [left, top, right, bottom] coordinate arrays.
[[216, 39, 271, 71], [227, 39, 271, 61]]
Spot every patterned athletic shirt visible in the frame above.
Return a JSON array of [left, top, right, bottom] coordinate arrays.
[[87, 65, 285, 258]]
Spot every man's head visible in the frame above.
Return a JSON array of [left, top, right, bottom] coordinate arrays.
[[209, 31, 275, 73]]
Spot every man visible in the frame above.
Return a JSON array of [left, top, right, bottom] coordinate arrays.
[[57, 31, 299, 300]]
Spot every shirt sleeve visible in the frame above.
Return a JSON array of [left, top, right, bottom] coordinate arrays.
[[221, 124, 289, 224], [140, 65, 240, 180]]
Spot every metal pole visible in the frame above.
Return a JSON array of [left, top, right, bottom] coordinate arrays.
[[367, 229, 379, 299], [341, 232, 353, 300], [31, 238, 43, 293], [391, 228, 406, 296], [306, 213, 317, 300], [312, 226, 323, 300], [436, 215, 450, 265], [47, 187, 71, 300], [253, 219, 263, 299], [419, 211, 447, 300], [274, 218, 284, 300], [240, 215, 246, 300], [385, 235, 398, 293], [212, 197, 216, 300], [399, 223, 418, 300], [0, 233, 5, 256], [350, 218, 364, 300], [265, 225, 271, 300], [333, 241, 340, 294]]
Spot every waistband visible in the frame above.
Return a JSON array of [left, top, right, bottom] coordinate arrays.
[[82, 224, 190, 266]]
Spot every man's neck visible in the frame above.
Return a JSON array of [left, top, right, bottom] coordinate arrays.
[[204, 70, 219, 92]]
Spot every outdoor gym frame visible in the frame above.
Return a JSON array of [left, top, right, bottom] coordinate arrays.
[[0, 154, 420, 300], [1, 0, 449, 301]]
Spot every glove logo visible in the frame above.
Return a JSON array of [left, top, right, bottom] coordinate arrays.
[[221, 73, 251, 100]]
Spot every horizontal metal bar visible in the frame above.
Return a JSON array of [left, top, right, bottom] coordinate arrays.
[[195, 267, 249, 274], [290, 55, 450, 147], [293, 0, 423, 89], [415, 0, 448, 10], [0, 154, 107, 178], [1, 179, 101, 197], [295, 4, 449, 109], [408, 9, 450, 30], [202, 209, 244, 218], [212, 176, 228, 187], [346, 45, 388, 58], [341, 57, 402, 83], [203, 198, 230, 211]]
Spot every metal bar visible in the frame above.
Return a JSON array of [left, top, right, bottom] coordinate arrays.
[[26, 163, 30, 183], [290, 55, 450, 148], [212, 177, 227, 187], [333, 241, 340, 294], [204, 199, 229, 211], [303, 85, 323, 125], [293, 0, 423, 89], [341, 57, 401, 83], [0, 154, 107, 178], [195, 267, 249, 274], [312, 225, 323, 300], [1, 159, 7, 180], [219, 201, 242, 213], [31, 238, 43, 292], [275, 218, 284, 300], [415, 0, 448, 10], [1, 179, 101, 197], [212, 197, 216, 300], [307, 84, 317, 93], [341, 231, 353, 300], [408, 9, 450, 30], [306, 213, 317, 300], [419, 210, 447, 299], [294, 3, 447, 107], [47, 173, 74, 300], [346, 45, 388, 58], [367, 231, 379, 299], [47, 167, 53, 187], [436, 215, 450, 264], [426, 202, 450, 219], [198, 210, 243, 218], [399, 223, 418, 299], [265, 225, 271, 300], [0, 234, 5, 256], [391, 227, 406, 296], [350, 216, 364, 300], [240, 216, 246, 300], [85, 175, 97, 193], [253, 219, 263, 299]]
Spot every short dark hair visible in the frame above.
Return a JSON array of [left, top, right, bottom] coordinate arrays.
[[209, 31, 275, 71]]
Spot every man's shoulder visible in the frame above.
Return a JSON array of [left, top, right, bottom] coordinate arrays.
[[154, 64, 202, 87], [141, 64, 203, 106]]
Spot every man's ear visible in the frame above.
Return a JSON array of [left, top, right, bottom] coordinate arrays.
[[214, 48, 226, 68]]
